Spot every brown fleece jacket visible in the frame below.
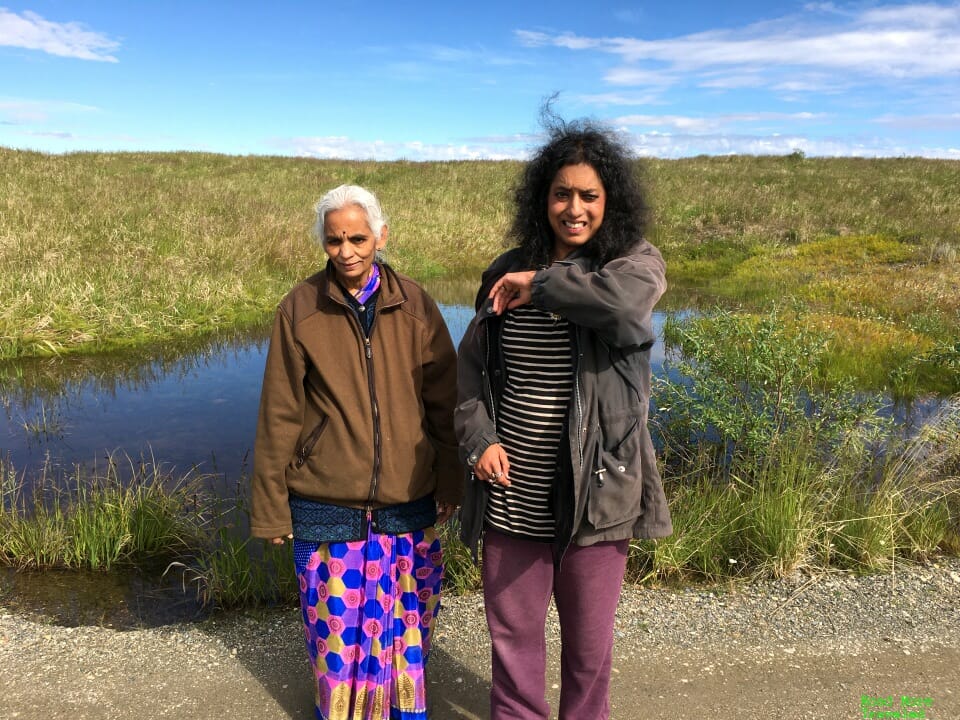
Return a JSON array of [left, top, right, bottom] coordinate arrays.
[[250, 262, 462, 540]]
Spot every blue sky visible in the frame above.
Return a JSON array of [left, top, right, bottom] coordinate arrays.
[[1, 1, 958, 159]]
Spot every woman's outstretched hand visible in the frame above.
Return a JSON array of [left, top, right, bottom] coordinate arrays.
[[489, 271, 536, 315]]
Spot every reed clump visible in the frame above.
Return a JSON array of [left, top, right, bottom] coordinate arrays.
[[0, 453, 208, 571]]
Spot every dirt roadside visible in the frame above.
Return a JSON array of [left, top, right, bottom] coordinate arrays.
[[2, 562, 959, 719]]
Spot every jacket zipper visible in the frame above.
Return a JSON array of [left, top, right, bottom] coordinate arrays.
[[554, 257, 585, 472], [332, 292, 385, 526], [295, 416, 329, 468], [482, 321, 498, 430], [573, 326, 584, 471], [363, 333, 382, 513]]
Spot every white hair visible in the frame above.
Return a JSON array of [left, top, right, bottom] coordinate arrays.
[[313, 184, 387, 244]]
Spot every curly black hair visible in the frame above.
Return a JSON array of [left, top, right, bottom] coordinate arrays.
[[509, 117, 651, 268]]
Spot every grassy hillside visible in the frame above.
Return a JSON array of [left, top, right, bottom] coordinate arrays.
[[1, 148, 957, 392]]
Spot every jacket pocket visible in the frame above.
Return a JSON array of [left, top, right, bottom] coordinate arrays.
[[586, 418, 644, 530], [295, 416, 329, 468]]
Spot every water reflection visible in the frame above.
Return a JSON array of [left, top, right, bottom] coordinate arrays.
[[1, 330, 271, 482], [3, 305, 662, 484]]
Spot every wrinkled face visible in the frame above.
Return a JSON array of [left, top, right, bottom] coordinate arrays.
[[546, 163, 606, 261], [322, 204, 387, 290]]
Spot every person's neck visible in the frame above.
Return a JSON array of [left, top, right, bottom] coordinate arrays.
[[343, 267, 373, 295]]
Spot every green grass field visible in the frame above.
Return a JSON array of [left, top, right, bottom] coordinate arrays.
[[2, 148, 958, 394]]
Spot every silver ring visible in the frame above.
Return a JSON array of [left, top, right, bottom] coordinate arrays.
[[492, 472, 503, 479]]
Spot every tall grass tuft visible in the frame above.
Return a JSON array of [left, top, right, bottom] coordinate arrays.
[[738, 435, 822, 578], [630, 476, 747, 583], [0, 454, 208, 571], [170, 529, 298, 609], [438, 520, 482, 595]]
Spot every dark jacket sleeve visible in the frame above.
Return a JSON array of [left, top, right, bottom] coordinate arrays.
[[250, 306, 303, 539], [454, 315, 501, 469], [419, 294, 464, 506], [530, 240, 667, 349]]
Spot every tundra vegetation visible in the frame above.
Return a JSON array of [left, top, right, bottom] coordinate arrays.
[[1, 148, 958, 607]]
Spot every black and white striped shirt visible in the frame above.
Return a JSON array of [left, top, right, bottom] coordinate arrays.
[[486, 305, 573, 540]]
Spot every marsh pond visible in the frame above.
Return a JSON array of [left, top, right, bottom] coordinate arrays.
[[0, 305, 668, 484]]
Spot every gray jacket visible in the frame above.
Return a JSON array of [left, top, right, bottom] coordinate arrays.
[[454, 243, 672, 556]]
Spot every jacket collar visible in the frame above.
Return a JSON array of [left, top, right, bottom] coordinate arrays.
[[318, 260, 407, 310]]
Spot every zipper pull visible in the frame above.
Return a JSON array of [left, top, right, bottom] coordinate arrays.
[[593, 466, 607, 487], [364, 338, 372, 359]]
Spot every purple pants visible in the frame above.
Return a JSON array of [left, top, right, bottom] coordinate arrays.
[[482, 530, 629, 720]]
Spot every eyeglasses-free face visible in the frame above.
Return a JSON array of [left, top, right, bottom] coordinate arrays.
[[547, 162, 606, 261], [322, 204, 387, 292]]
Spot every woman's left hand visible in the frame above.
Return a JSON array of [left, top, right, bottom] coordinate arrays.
[[489, 271, 536, 314], [436, 502, 458, 525]]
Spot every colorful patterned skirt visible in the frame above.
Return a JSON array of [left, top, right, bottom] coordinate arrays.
[[293, 526, 443, 720]]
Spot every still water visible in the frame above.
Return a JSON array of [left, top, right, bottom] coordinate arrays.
[[0, 305, 667, 484]]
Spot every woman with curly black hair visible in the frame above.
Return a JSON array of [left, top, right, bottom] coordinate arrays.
[[509, 121, 652, 269], [455, 119, 671, 720]]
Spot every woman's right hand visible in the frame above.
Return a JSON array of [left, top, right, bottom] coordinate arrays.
[[473, 443, 511, 487], [269, 533, 294, 545]]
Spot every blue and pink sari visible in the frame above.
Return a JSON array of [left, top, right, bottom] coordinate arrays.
[[294, 526, 443, 720]]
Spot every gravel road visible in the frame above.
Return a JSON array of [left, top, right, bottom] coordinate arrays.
[[2, 558, 959, 719]]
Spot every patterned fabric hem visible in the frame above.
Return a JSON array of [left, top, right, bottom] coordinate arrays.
[[296, 526, 443, 720]]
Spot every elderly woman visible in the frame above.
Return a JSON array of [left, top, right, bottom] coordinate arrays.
[[251, 184, 461, 720], [455, 121, 671, 720]]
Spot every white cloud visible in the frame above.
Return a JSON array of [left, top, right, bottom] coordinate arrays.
[[613, 112, 826, 132], [604, 67, 677, 87], [624, 130, 957, 159], [697, 73, 766, 89], [23, 129, 77, 139], [0, 97, 100, 123], [860, 3, 960, 27], [514, 30, 602, 51], [576, 91, 664, 106], [413, 43, 525, 67], [517, 3, 960, 87], [265, 124, 960, 161], [514, 30, 551, 47], [272, 135, 530, 161], [0, 9, 119, 62], [614, 115, 716, 132], [771, 77, 846, 93], [872, 112, 960, 129]]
